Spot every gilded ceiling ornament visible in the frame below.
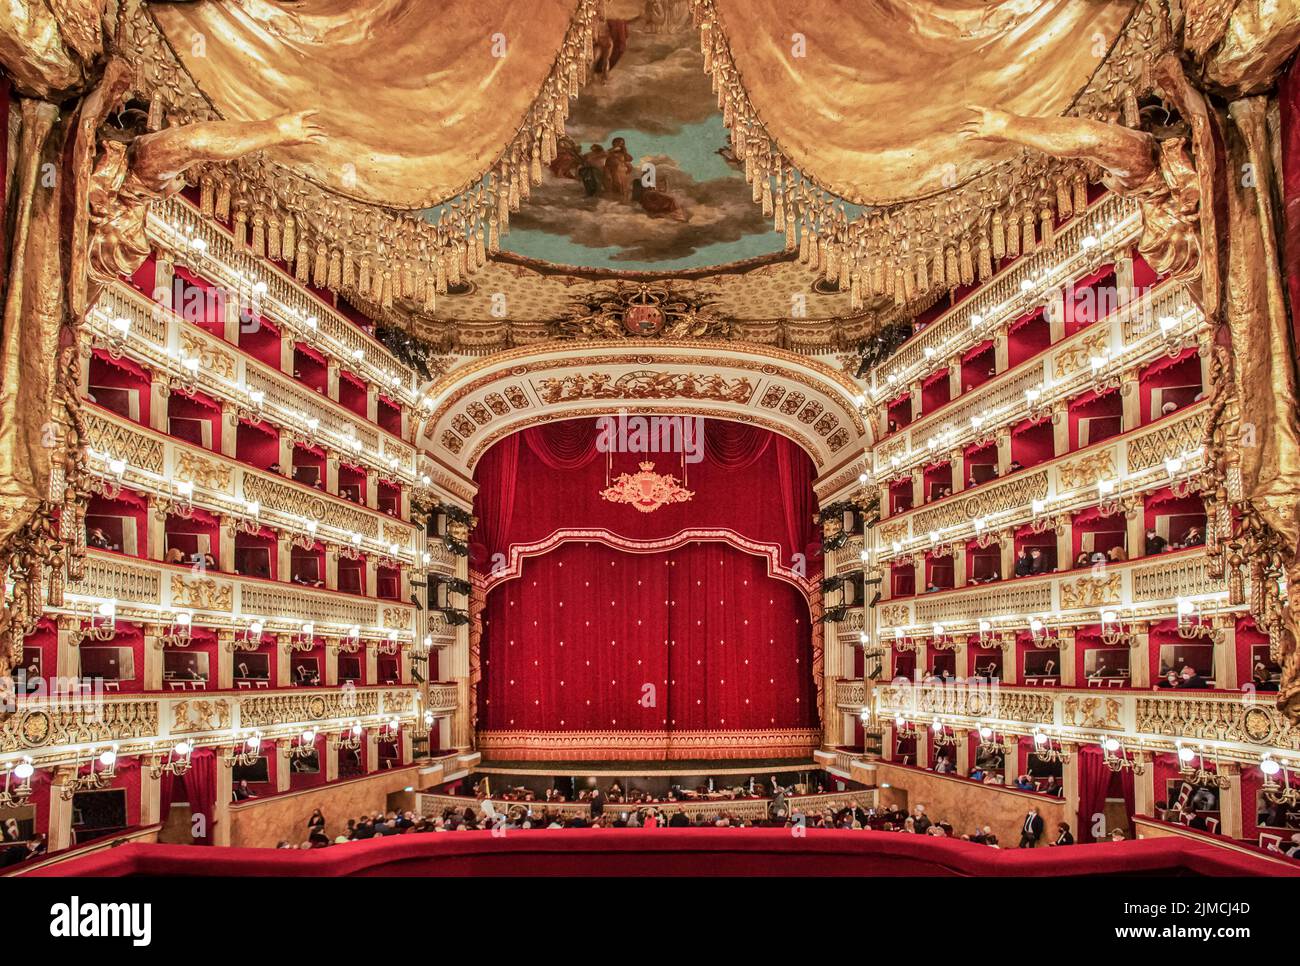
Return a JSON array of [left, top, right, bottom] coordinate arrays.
[[552, 285, 731, 341]]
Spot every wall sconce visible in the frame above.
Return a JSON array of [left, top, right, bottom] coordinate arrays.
[[1176, 599, 1217, 642], [105, 315, 132, 357], [976, 726, 1001, 758], [0, 759, 35, 808], [291, 622, 317, 652], [71, 600, 118, 647], [1099, 609, 1134, 647], [1032, 730, 1071, 763], [1177, 744, 1230, 788], [149, 740, 193, 779], [290, 728, 319, 761], [159, 611, 193, 648], [378, 719, 402, 744], [1261, 756, 1300, 806], [331, 724, 363, 753], [226, 732, 264, 768], [1102, 737, 1144, 774], [375, 630, 401, 656], [61, 745, 119, 800]]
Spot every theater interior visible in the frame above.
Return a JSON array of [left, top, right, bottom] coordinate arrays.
[[4, 0, 1300, 891]]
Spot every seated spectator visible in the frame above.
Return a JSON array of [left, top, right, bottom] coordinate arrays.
[[1107, 545, 1127, 562], [1177, 665, 1208, 689], [1108, 828, 1127, 842], [1144, 529, 1168, 554], [1051, 822, 1074, 845], [232, 779, 257, 802], [970, 767, 985, 782], [1015, 775, 1035, 791], [165, 547, 185, 564], [1180, 525, 1204, 548], [87, 526, 115, 550], [1157, 670, 1180, 688]]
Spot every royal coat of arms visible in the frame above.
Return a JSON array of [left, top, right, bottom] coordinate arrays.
[[600, 461, 694, 513]]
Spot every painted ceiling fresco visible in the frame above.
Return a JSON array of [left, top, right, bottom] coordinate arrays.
[[501, 5, 785, 272]]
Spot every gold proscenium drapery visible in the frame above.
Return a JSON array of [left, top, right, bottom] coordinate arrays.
[[132, 0, 1148, 315]]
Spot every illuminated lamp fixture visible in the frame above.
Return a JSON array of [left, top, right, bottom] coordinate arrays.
[[931, 719, 957, 748], [159, 611, 193, 648], [893, 716, 920, 740], [175, 353, 200, 395], [292, 521, 318, 552], [976, 726, 1001, 758], [1024, 385, 1050, 422], [70, 600, 118, 647], [61, 745, 119, 799], [104, 314, 132, 357], [1089, 352, 1120, 395], [378, 718, 402, 744], [232, 619, 264, 653], [894, 633, 921, 654], [1157, 314, 1195, 357], [233, 500, 262, 537], [290, 728, 320, 761], [1028, 617, 1056, 648], [1032, 730, 1070, 764], [1101, 737, 1144, 774], [930, 623, 957, 651], [1029, 497, 1056, 535], [0, 759, 35, 808], [93, 456, 128, 500], [149, 740, 193, 779], [977, 619, 995, 645], [331, 724, 364, 753], [226, 732, 264, 768], [376, 630, 401, 656], [291, 621, 317, 652], [1175, 598, 1216, 642], [167, 480, 195, 520], [1099, 609, 1134, 648], [1261, 756, 1300, 807], [1177, 744, 1230, 789], [345, 625, 365, 653]]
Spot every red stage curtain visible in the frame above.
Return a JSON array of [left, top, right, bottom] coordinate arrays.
[[471, 418, 817, 571], [524, 421, 598, 469], [704, 421, 771, 469], [471, 432, 519, 566], [1076, 746, 1112, 843], [478, 541, 817, 736]]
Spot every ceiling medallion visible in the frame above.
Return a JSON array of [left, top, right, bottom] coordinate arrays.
[[600, 461, 694, 514], [553, 284, 731, 341]]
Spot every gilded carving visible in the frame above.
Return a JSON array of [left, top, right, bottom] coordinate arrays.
[[1059, 572, 1121, 609], [535, 370, 754, 406], [179, 330, 236, 381], [172, 698, 231, 733], [174, 449, 232, 492], [1057, 450, 1117, 491], [170, 573, 233, 611]]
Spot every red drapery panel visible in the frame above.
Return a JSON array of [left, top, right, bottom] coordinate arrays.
[[471, 418, 817, 570], [478, 541, 818, 760], [524, 421, 599, 470], [1283, 52, 1300, 346], [1076, 745, 1112, 843], [182, 749, 218, 845]]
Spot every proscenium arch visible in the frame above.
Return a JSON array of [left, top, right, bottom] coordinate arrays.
[[415, 340, 869, 496]]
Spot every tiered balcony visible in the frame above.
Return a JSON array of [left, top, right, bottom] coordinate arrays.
[[874, 680, 1298, 768]]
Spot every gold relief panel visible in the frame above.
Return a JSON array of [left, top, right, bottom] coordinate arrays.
[[171, 698, 232, 734], [826, 428, 850, 452], [239, 689, 381, 728], [173, 449, 233, 493], [961, 470, 1050, 521], [84, 411, 165, 475], [1062, 695, 1122, 730], [1052, 328, 1111, 380], [440, 430, 464, 454], [382, 606, 413, 630], [1134, 696, 1300, 752], [878, 520, 909, 547], [760, 385, 786, 408], [1056, 449, 1116, 491], [0, 700, 160, 753], [242, 473, 380, 539], [383, 689, 415, 714], [484, 392, 510, 416], [534, 371, 755, 406], [878, 602, 911, 628], [1058, 572, 1122, 609], [504, 385, 529, 409], [170, 573, 233, 611], [179, 330, 237, 381]]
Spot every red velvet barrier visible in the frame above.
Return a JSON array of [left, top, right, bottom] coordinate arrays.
[[22, 829, 1297, 878]]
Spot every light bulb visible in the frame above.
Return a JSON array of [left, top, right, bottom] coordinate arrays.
[[249, 620, 263, 635], [174, 741, 192, 756], [108, 458, 127, 476], [1178, 746, 1195, 763], [1261, 758, 1281, 776], [98, 750, 117, 767], [14, 762, 34, 780], [1103, 737, 1120, 752]]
